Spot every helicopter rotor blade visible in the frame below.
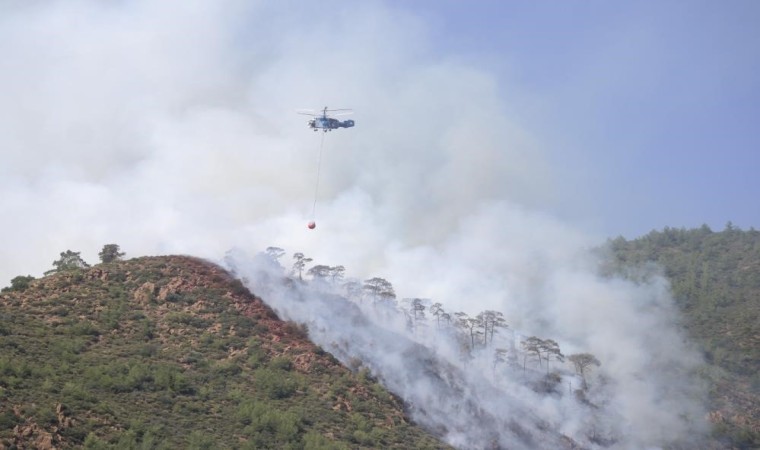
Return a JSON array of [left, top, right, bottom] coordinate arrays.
[[296, 109, 318, 116], [324, 109, 353, 116], [296, 108, 353, 117]]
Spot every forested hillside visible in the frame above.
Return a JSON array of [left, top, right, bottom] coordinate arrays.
[[603, 224, 760, 447], [0, 256, 447, 449]]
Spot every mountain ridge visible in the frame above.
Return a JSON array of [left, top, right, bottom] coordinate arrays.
[[0, 255, 448, 449]]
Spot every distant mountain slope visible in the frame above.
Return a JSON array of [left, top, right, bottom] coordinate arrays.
[[602, 225, 760, 448], [0, 256, 448, 449]]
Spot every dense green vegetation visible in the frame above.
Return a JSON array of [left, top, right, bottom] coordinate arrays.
[[602, 224, 760, 448], [0, 256, 447, 449], [604, 224, 760, 377]]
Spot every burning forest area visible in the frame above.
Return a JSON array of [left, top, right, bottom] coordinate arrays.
[[224, 246, 709, 449]]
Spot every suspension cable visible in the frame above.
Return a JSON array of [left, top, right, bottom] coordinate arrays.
[[311, 131, 326, 220]]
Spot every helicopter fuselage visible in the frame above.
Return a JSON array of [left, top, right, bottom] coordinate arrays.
[[309, 116, 355, 132]]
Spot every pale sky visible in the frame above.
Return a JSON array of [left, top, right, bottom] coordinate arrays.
[[390, 0, 760, 237]]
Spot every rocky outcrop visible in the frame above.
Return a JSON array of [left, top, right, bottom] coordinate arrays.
[[6, 403, 72, 450]]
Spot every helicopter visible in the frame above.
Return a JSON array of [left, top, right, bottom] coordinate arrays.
[[297, 107, 355, 132]]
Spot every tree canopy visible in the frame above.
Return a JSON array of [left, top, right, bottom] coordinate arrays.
[[45, 250, 90, 275], [98, 244, 125, 264]]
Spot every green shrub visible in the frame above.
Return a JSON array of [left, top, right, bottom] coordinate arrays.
[[125, 362, 152, 391], [69, 321, 100, 336], [141, 320, 156, 340], [0, 357, 33, 380], [128, 310, 146, 320], [186, 430, 214, 449], [2, 275, 35, 292], [108, 285, 128, 300], [351, 430, 375, 446], [270, 356, 293, 372], [229, 279, 250, 297], [60, 426, 88, 444], [240, 401, 301, 445], [102, 301, 127, 330], [255, 368, 297, 400], [349, 412, 371, 433], [247, 351, 266, 369], [165, 312, 210, 329], [154, 364, 194, 394], [34, 405, 58, 425], [222, 314, 256, 338], [213, 360, 242, 377], [284, 321, 309, 339], [302, 431, 350, 450], [61, 381, 94, 406], [181, 351, 205, 367], [55, 337, 89, 358], [41, 377, 58, 393], [83, 432, 109, 449], [164, 293, 183, 303], [139, 344, 159, 357], [0, 410, 20, 429]]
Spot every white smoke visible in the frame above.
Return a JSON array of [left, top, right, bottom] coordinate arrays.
[[0, 1, 707, 448], [0, 0, 552, 281], [224, 244, 707, 449]]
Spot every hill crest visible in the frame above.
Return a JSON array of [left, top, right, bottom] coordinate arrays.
[[0, 255, 446, 449]]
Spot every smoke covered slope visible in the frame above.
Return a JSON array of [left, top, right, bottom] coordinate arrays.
[[225, 248, 711, 450]]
